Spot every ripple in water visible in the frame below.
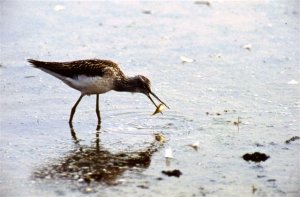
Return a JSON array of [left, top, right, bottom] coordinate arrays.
[[104, 108, 195, 138]]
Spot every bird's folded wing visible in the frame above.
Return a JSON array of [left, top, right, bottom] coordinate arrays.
[[28, 59, 123, 78]]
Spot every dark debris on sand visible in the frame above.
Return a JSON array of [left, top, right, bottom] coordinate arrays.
[[285, 136, 300, 144], [161, 169, 182, 177], [242, 152, 270, 162]]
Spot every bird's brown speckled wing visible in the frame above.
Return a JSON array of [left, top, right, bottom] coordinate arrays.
[[28, 59, 125, 79]]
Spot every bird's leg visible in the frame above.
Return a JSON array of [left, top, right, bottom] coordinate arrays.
[[95, 127, 100, 151], [70, 127, 79, 144], [96, 94, 101, 127], [69, 94, 84, 128], [95, 111, 101, 148]]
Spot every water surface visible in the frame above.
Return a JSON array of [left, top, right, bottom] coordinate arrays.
[[1, 1, 299, 196]]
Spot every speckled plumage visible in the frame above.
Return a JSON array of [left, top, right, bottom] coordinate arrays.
[[29, 59, 126, 95], [28, 59, 125, 79]]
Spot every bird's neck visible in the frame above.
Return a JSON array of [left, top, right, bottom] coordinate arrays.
[[114, 76, 139, 93]]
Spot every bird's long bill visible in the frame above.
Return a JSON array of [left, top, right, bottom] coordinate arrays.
[[148, 92, 170, 109]]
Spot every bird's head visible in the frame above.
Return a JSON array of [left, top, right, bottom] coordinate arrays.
[[132, 75, 169, 109]]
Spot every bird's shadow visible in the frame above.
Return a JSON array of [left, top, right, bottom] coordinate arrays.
[[34, 125, 161, 186]]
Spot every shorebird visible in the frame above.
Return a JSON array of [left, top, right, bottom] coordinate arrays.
[[28, 59, 169, 127]]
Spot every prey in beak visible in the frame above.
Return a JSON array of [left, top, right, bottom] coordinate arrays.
[[147, 92, 170, 115]]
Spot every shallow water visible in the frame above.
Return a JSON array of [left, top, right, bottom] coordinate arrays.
[[1, 1, 299, 196]]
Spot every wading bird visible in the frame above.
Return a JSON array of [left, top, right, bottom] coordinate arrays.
[[28, 59, 169, 127]]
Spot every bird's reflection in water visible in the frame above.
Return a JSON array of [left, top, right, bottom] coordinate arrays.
[[34, 125, 161, 185]]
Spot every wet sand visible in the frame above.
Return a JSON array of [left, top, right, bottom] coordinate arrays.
[[1, 1, 299, 196]]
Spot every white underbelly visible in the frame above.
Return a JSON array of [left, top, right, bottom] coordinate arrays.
[[64, 75, 114, 95]]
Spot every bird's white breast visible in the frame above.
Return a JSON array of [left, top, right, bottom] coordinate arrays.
[[64, 75, 114, 95]]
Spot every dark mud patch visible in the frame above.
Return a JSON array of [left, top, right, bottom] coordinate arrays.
[[257, 175, 266, 178], [137, 185, 149, 189], [161, 169, 182, 177], [254, 143, 265, 147], [142, 10, 151, 15], [242, 152, 270, 162], [194, 1, 211, 7], [24, 75, 35, 78], [285, 136, 299, 144]]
